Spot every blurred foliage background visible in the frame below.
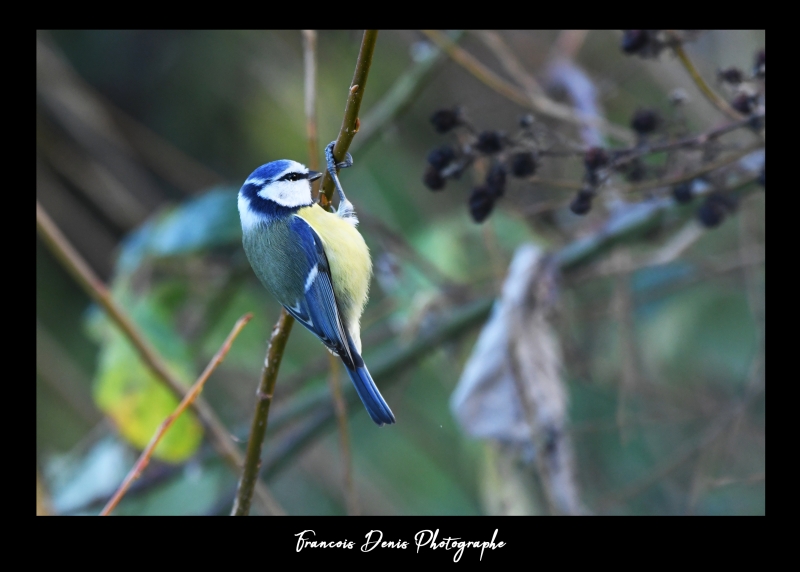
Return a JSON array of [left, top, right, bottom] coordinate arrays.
[[36, 30, 765, 515]]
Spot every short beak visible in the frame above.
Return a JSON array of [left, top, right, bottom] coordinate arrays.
[[308, 170, 322, 181]]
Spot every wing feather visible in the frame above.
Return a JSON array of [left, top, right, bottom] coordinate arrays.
[[285, 216, 354, 365]]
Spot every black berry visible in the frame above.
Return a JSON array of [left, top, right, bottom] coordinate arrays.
[[469, 186, 495, 223], [718, 67, 743, 84], [672, 182, 694, 204], [570, 187, 594, 215], [423, 166, 446, 191], [570, 197, 592, 215], [731, 93, 755, 115], [427, 146, 456, 170], [474, 131, 504, 154], [621, 30, 649, 54], [697, 197, 726, 228], [430, 108, 461, 133], [584, 147, 609, 171], [510, 151, 537, 177], [631, 108, 660, 135], [486, 163, 507, 197], [697, 192, 736, 228]]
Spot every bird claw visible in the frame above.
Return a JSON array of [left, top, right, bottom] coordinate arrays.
[[336, 153, 353, 170], [325, 142, 353, 174]]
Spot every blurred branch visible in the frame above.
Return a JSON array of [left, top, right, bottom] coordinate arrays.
[[670, 39, 743, 122], [260, 173, 764, 476], [624, 141, 764, 194], [101, 314, 252, 516], [304, 28, 357, 515], [109, 105, 224, 194], [231, 310, 294, 516], [36, 202, 284, 516], [303, 30, 321, 175], [558, 172, 763, 272], [232, 31, 382, 516], [422, 30, 635, 144], [475, 31, 544, 98], [598, 388, 762, 512], [328, 353, 358, 515], [319, 30, 379, 207]]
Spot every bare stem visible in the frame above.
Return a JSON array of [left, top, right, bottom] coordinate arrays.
[[231, 30, 381, 516], [422, 30, 635, 144], [36, 201, 284, 516], [672, 40, 743, 122], [319, 30, 379, 207], [101, 314, 253, 516], [328, 354, 358, 515], [302, 30, 321, 175], [304, 28, 357, 515], [231, 310, 295, 516]]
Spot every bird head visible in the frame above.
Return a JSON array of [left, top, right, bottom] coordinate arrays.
[[238, 160, 322, 230]]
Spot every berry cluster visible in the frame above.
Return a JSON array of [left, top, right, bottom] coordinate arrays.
[[620, 30, 669, 58], [423, 107, 538, 223]]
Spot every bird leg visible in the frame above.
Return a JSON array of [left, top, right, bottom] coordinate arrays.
[[325, 141, 358, 223]]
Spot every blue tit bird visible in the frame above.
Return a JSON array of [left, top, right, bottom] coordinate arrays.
[[237, 142, 395, 426]]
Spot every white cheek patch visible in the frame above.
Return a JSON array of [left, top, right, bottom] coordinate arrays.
[[238, 194, 262, 232], [258, 180, 312, 208]]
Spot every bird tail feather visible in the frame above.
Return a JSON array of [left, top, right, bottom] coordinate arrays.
[[344, 362, 395, 426]]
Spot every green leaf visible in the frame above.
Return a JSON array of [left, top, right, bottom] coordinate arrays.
[[92, 286, 203, 463]]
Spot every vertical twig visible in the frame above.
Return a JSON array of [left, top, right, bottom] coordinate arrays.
[[101, 314, 252, 516], [232, 30, 381, 516], [303, 28, 358, 516], [319, 30, 379, 207], [36, 201, 284, 516], [328, 354, 359, 515], [231, 310, 295, 516], [302, 31, 320, 175]]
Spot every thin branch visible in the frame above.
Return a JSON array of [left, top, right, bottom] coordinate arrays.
[[36, 202, 284, 516], [352, 31, 464, 153], [422, 30, 635, 144], [671, 39, 743, 122], [231, 31, 381, 516], [101, 314, 253, 516], [474, 30, 544, 101], [624, 141, 765, 194], [597, 390, 762, 512], [319, 30, 379, 207], [303, 28, 357, 516], [302, 30, 321, 175], [231, 310, 295, 516], [328, 354, 359, 515]]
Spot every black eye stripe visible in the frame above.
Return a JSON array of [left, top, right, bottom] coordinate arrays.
[[278, 172, 308, 182]]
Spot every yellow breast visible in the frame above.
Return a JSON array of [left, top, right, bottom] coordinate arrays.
[[296, 204, 371, 350]]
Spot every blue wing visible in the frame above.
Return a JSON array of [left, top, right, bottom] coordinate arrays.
[[285, 216, 395, 426], [284, 216, 353, 364]]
